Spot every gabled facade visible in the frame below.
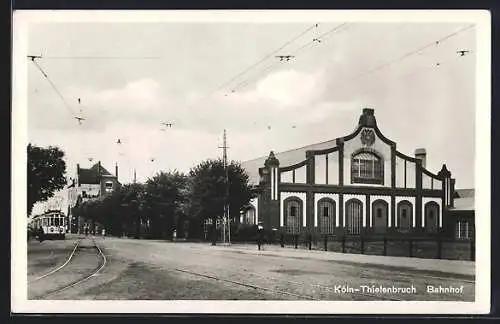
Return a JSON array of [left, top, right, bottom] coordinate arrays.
[[241, 108, 475, 240], [67, 161, 121, 233]]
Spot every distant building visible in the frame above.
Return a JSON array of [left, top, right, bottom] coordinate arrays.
[[240, 108, 475, 241], [67, 161, 121, 233]]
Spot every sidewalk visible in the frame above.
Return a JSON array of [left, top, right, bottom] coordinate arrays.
[[196, 242, 475, 278]]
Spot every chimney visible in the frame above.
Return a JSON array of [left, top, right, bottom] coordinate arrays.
[[358, 108, 377, 127], [415, 148, 427, 168], [115, 162, 118, 178]]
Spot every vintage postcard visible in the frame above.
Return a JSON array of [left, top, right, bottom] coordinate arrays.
[[12, 10, 491, 314]]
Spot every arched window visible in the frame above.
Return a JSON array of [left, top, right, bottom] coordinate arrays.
[[424, 201, 439, 233], [318, 198, 335, 234], [284, 197, 303, 234], [397, 200, 413, 232], [351, 150, 384, 185], [372, 199, 388, 233], [345, 199, 363, 235]]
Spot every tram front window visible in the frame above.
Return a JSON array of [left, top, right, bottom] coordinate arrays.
[[54, 218, 60, 226]]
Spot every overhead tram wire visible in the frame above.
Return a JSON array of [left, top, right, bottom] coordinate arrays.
[[182, 23, 320, 111], [331, 24, 476, 92], [29, 57, 77, 120], [359, 48, 475, 97], [40, 56, 163, 60], [210, 23, 319, 95], [230, 23, 351, 93], [232, 23, 474, 95]]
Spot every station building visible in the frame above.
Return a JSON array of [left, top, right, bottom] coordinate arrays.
[[241, 108, 475, 240]]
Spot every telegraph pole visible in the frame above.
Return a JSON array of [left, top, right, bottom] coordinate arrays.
[[219, 129, 230, 245]]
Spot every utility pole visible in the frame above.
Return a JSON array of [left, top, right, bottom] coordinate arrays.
[[219, 129, 230, 245]]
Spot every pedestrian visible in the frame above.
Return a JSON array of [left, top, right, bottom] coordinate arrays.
[[102, 228, 106, 237], [257, 224, 264, 251], [38, 227, 44, 243]]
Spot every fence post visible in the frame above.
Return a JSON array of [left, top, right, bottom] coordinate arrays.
[[409, 239, 413, 257], [360, 236, 365, 254], [437, 237, 442, 259], [383, 237, 387, 256], [470, 239, 475, 261], [342, 236, 346, 253], [324, 235, 328, 251]]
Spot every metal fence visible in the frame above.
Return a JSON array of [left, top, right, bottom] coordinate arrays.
[[275, 234, 475, 261]]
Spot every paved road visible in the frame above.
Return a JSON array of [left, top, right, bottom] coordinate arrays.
[[27, 236, 475, 301]]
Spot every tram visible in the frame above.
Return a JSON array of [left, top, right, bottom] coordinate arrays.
[[30, 210, 67, 240]]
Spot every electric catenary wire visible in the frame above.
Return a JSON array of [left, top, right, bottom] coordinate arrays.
[[182, 23, 321, 111], [235, 23, 473, 95], [230, 23, 351, 93], [211, 23, 319, 95], [331, 24, 475, 92], [40, 56, 163, 60], [359, 48, 475, 97], [29, 57, 78, 120]]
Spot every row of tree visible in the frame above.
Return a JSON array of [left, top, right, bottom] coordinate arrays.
[[27, 143, 259, 243], [71, 159, 257, 243]]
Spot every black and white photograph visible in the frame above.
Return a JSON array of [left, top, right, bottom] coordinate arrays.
[[12, 10, 491, 314]]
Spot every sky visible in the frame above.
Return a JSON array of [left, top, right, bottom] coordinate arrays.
[[24, 17, 478, 214]]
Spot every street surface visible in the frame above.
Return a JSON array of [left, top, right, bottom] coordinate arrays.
[[27, 235, 475, 301]]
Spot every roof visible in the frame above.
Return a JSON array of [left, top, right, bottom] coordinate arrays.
[[455, 189, 475, 198], [451, 197, 475, 211], [78, 162, 116, 184], [241, 139, 337, 185]]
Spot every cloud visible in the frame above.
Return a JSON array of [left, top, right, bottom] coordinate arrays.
[[255, 69, 325, 107]]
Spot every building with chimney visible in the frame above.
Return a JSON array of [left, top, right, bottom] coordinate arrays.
[[240, 108, 475, 241], [67, 161, 121, 233]]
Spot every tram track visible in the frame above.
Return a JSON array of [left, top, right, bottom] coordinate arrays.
[[30, 237, 107, 300], [162, 246, 472, 301], [167, 266, 403, 301], [31, 239, 82, 282], [170, 267, 321, 300]]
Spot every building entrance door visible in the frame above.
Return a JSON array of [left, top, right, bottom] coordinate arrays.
[[346, 199, 362, 235], [372, 200, 388, 234]]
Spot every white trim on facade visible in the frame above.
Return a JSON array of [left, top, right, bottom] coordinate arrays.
[[343, 194, 366, 227], [394, 196, 417, 227], [249, 197, 259, 224], [314, 193, 339, 227], [395, 196, 416, 227], [271, 167, 274, 200], [280, 191, 307, 227], [422, 197, 442, 228], [273, 168, 279, 200], [369, 195, 391, 227]]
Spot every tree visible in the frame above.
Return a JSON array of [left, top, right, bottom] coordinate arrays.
[[143, 171, 188, 240], [119, 183, 146, 238], [188, 159, 255, 245], [27, 144, 67, 216]]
